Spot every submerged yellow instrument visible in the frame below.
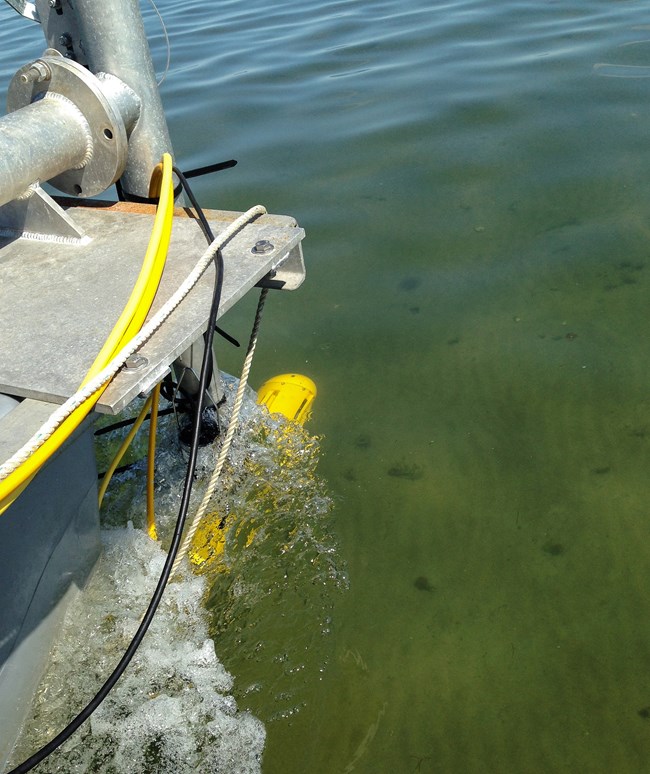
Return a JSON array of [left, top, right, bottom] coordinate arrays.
[[256, 373, 317, 426], [188, 373, 317, 573]]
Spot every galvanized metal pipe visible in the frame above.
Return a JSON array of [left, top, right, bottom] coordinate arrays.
[[0, 95, 90, 207], [73, 0, 176, 200]]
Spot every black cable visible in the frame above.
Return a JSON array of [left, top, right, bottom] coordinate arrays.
[[94, 405, 179, 437], [118, 162, 239, 354], [115, 178, 126, 203], [175, 166, 215, 242], [115, 159, 236, 203], [7, 171, 242, 774], [184, 159, 237, 179], [172, 164, 223, 440], [97, 461, 137, 480], [215, 325, 240, 348], [8, 306, 219, 774]]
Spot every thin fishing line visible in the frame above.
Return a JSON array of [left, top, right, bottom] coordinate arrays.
[[147, 0, 171, 86]]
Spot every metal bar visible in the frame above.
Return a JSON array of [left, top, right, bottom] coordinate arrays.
[[72, 0, 176, 200], [0, 97, 90, 208]]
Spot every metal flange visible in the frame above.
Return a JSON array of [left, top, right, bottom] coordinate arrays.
[[7, 51, 129, 197]]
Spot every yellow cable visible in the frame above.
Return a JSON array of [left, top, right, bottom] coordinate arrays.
[[98, 379, 160, 535], [146, 383, 161, 541], [97, 392, 154, 508], [83, 154, 174, 383], [0, 154, 174, 515]]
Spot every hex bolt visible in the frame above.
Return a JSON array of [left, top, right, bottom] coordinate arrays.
[[19, 61, 52, 86], [124, 355, 148, 370], [251, 239, 274, 255], [59, 32, 72, 47], [48, 0, 61, 7]]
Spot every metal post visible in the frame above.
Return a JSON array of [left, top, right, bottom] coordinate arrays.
[[0, 98, 90, 208], [71, 0, 175, 200]]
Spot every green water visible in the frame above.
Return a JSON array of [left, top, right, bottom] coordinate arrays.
[[5, 0, 650, 771], [209, 3, 650, 771]]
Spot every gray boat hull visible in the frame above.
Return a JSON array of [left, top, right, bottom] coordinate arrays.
[[0, 415, 100, 768]]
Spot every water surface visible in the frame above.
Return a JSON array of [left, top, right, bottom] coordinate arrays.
[[3, 0, 650, 771]]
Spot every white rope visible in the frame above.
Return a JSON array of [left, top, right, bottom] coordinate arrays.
[[0, 205, 267, 481], [170, 287, 268, 578]]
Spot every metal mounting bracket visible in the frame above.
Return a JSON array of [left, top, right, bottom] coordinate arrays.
[[0, 185, 87, 243], [269, 243, 306, 290]]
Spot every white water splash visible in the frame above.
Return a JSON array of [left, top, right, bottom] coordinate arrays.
[[9, 525, 265, 773]]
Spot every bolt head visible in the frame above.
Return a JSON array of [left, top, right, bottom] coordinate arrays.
[[252, 239, 274, 255], [125, 355, 148, 370]]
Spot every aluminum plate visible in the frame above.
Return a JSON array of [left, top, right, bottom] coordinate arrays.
[[0, 201, 305, 414]]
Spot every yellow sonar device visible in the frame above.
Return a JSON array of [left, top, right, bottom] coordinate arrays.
[[256, 373, 317, 426], [189, 373, 317, 573]]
